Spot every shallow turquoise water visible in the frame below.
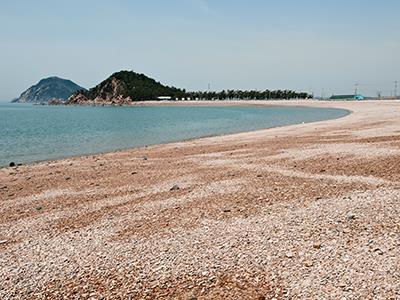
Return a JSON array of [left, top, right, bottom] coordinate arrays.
[[0, 103, 349, 166]]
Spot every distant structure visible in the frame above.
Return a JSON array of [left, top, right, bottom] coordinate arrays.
[[157, 96, 172, 100], [329, 94, 365, 100]]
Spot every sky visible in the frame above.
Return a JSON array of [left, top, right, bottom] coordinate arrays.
[[0, 0, 399, 101]]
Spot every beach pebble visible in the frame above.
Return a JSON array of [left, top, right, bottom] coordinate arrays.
[[374, 248, 384, 255], [9, 162, 15, 167], [313, 242, 322, 249], [286, 252, 294, 258], [170, 185, 180, 191], [304, 260, 314, 267], [347, 213, 356, 220]]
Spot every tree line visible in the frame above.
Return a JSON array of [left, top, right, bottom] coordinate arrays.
[[78, 71, 311, 101], [178, 89, 310, 100]]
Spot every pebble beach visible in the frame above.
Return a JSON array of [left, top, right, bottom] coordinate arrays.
[[1, 100, 400, 299]]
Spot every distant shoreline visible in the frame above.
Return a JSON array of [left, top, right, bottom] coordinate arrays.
[[8, 97, 397, 107]]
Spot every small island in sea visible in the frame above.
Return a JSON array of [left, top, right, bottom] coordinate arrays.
[[12, 77, 85, 104]]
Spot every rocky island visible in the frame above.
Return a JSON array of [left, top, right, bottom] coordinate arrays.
[[12, 77, 85, 104]]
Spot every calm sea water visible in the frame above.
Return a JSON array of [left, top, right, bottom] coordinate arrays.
[[0, 103, 349, 166]]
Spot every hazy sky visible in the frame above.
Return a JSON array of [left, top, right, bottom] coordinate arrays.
[[1, 0, 399, 101]]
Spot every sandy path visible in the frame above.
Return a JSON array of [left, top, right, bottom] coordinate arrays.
[[1, 100, 400, 299]]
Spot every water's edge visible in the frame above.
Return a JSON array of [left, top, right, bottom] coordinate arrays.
[[0, 104, 351, 168]]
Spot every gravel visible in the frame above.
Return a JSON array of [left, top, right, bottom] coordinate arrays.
[[1, 100, 400, 299]]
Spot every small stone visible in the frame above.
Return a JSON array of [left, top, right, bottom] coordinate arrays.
[[304, 260, 314, 267], [9, 162, 15, 167], [223, 209, 231, 213], [36, 206, 43, 211], [170, 185, 180, 191], [286, 252, 294, 258], [143, 157, 148, 161], [313, 242, 322, 249], [131, 171, 138, 175], [0, 240, 7, 245], [347, 213, 356, 220], [65, 177, 71, 181], [343, 286, 353, 292]]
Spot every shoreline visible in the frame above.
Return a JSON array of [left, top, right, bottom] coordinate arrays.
[[1, 100, 400, 299], [1, 100, 351, 168]]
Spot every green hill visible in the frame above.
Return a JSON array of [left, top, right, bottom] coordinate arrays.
[[67, 71, 185, 104]]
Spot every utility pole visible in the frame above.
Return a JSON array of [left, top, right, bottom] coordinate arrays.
[[354, 83, 359, 95], [208, 83, 211, 92], [394, 81, 398, 98]]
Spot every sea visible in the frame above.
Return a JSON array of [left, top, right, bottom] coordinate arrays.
[[0, 103, 349, 166]]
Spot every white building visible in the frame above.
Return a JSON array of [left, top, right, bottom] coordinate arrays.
[[157, 96, 172, 100]]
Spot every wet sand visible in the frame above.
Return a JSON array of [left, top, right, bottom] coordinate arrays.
[[1, 100, 400, 299]]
